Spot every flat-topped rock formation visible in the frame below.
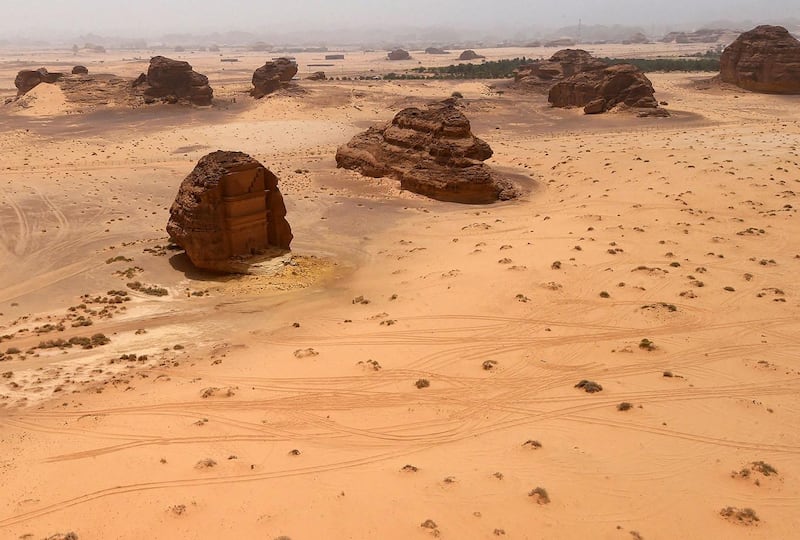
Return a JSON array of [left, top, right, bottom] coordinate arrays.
[[425, 47, 448, 55], [459, 50, 485, 61], [549, 63, 664, 115], [388, 49, 411, 61], [720, 25, 800, 94], [167, 151, 293, 273], [514, 49, 608, 89], [336, 101, 518, 204], [251, 58, 298, 98], [135, 56, 213, 106], [14, 68, 64, 95]]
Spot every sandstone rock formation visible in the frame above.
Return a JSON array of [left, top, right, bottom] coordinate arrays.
[[514, 49, 607, 89], [14, 68, 64, 95], [336, 101, 518, 204], [251, 58, 298, 98], [459, 50, 485, 61], [720, 25, 800, 94], [388, 49, 411, 61], [167, 151, 293, 272], [425, 47, 448, 55], [71, 65, 89, 75], [626, 32, 649, 44], [307, 71, 326, 81], [138, 56, 213, 106], [544, 38, 576, 48], [548, 63, 662, 114]]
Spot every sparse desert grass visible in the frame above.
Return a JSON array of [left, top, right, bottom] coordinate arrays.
[[127, 281, 168, 296], [617, 402, 633, 411], [415, 378, 430, 389], [575, 379, 603, 393], [639, 338, 656, 351], [720, 506, 759, 525], [420, 519, 438, 529], [528, 487, 550, 504]]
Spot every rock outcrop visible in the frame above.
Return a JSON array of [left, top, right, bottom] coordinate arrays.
[[720, 25, 800, 94], [306, 71, 326, 81], [425, 47, 448, 55], [14, 68, 64, 95], [251, 58, 298, 98], [514, 49, 607, 88], [138, 56, 213, 106], [548, 63, 662, 114], [71, 65, 89, 75], [388, 49, 411, 61], [459, 50, 485, 61], [336, 101, 517, 204], [167, 151, 293, 272]]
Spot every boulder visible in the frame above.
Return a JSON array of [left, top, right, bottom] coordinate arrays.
[[720, 25, 800, 94], [388, 49, 411, 61], [306, 71, 326, 81], [167, 151, 293, 273], [251, 57, 298, 98], [141, 56, 213, 106], [514, 49, 608, 89], [71, 65, 89, 75], [14, 68, 64, 95], [425, 47, 448, 55], [336, 101, 518, 204], [548, 63, 663, 114], [459, 50, 485, 61]]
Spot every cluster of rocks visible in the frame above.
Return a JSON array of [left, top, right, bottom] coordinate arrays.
[[336, 100, 518, 204], [133, 56, 213, 106], [515, 49, 665, 115], [719, 25, 800, 94], [167, 151, 292, 273], [251, 57, 298, 98]]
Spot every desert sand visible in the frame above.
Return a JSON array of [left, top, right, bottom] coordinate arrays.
[[1, 46, 799, 539]]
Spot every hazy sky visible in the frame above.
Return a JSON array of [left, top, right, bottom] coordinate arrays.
[[3, 0, 798, 38]]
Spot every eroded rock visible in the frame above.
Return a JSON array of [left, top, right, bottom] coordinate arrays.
[[720, 25, 800, 94], [139, 56, 213, 106], [388, 49, 411, 61], [336, 101, 518, 204], [548, 63, 664, 114], [251, 58, 298, 98], [514, 49, 607, 89], [14, 68, 64, 95], [459, 50, 485, 61], [167, 151, 292, 272]]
